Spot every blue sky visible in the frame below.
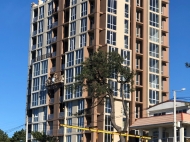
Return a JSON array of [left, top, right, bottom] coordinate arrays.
[[0, 0, 190, 137]]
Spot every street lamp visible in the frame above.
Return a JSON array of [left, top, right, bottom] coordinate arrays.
[[173, 88, 186, 142]]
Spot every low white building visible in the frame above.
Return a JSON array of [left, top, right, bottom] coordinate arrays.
[[130, 100, 190, 142]]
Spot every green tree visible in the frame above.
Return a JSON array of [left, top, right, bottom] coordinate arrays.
[[10, 129, 25, 142], [0, 129, 10, 142], [31, 131, 58, 142], [75, 50, 135, 142]]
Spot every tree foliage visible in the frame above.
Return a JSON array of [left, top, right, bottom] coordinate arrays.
[[31, 131, 57, 142], [9, 129, 25, 142], [75, 50, 135, 142], [0, 129, 10, 142]]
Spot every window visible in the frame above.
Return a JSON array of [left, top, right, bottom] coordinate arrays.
[[40, 91, 46, 105], [124, 20, 128, 34], [125, 4, 129, 18], [76, 49, 83, 64], [80, 34, 86, 47], [154, 112, 166, 116], [124, 35, 128, 49], [43, 122, 47, 133], [38, 34, 43, 47], [149, 89, 159, 104], [108, 0, 117, 14], [71, 0, 77, 5], [81, 18, 87, 32], [67, 102, 72, 116], [75, 86, 82, 98], [149, 74, 159, 89], [109, 46, 118, 52], [149, 43, 159, 58], [41, 60, 48, 74], [77, 134, 83, 142], [43, 107, 47, 120], [121, 50, 130, 66], [66, 68, 73, 83], [66, 135, 71, 142], [107, 14, 116, 30], [70, 22, 76, 36], [38, 20, 43, 33], [149, 58, 159, 73], [121, 84, 130, 99], [81, 2, 87, 17], [47, 17, 52, 29], [70, 37, 75, 51], [48, 2, 53, 15], [150, 27, 159, 43], [105, 115, 113, 142], [41, 75, 47, 90], [66, 85, 73, 99], [71, 6, 76, 21], [75, 66, 82, 77], [150, 0, 159, 13], [33, 77, 39, 91], [33, 124, 38, 132], [107, 31, 116, 45], [78, 99, 84, 113], [33, 108, 38, 122], [105, 98, 111, 113], [67, 118, 72, 133], [67, 52, 74, 67], [150, 12, 159, 27], [39, 6, 44, 19], [34, 63, 40, 76], [109, 80, 117, 96], [47, 31, 52, 44], [78, 117, 84, 132], [32, 93, 38, 106]]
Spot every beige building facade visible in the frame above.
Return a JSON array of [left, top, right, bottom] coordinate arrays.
[[26, 0, 169, 141]]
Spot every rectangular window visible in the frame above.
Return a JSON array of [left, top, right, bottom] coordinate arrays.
[[66, 68, 73, 83], [105, 98, 111, 113], [149, 27, 159, 43], [32, 93, 38, 106], [38, 34, 43, 47], [77, 134, 83, 142], [107, 31, 116, 45], [47, 31, 52, 44], [78, 99, 84, 113], [81, 2, 87, 17], [149, 89, 159, 104], [43, 122, 47, 133], [149, 43, 159, 58], [76, 49, 83, 64], [109, 80, 117, 96], [67, 118, 72, 133], [71, 6, 76, 21], [108, 0, 117, 14], [105, 115, 113, 142], [124, 35, 128, 49], [150, 12, 159, 27], [149, 58, 159, 73], [150, 0, 159, 13], [39, 6, 44, 19], [41, 60, 48, 74], [41, 75, 47, 90], [78, 117, 84, 132], [75, 86, 82, 98], [149, 74, 159, 89], [48, 2, 53, 15], [34, 63, 40, 76], [67, 102, 72, 116], [47, 17, 52, 29], [107, 14, 116, 30], [71, 0, 77, 5], [38, 20, 43, 33], [109, 46, 118, 52], [70, 37, 75, 51], [67, 52, 74, 67], [121, 84, 130, 99], [66, 135, 71, 142], [40, 91, 46, 105], [43, 107, 47, 120], [124, 20, 128, 34], [33, 77, 39, 91], [81, 18, 87, 32], [33, 108, 38, 122], [121, 50, 130, 66], [33, 124, 38, 132], [66, 85, 73, 99], [80, 34, 86, 47], [75, 66, 82, 77], [125, 4, 129, 18], [70, 22, 76, 36]]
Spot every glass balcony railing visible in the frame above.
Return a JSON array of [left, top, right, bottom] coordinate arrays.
[[51, 37, 57, 43], [48, 114, 54, 120], [33, 17, 38, 22], [59, 112, 64, 118], [32, 30, 37, 36], [32, 45, 36, 50], [52, 21, 58, 28]]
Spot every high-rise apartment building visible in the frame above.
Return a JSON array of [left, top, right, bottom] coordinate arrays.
[[26, 0, 169, 141]]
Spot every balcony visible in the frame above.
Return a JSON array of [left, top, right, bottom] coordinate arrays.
[[50, 67, 56, 73], [49, 98, 54, 104], [47, 129, 53, 135], [32, 45, 36, 50], [51, 37, 57, 43], [52, 21, 58, 28], [28, 117, 32, 123], [59, 112, 64, 118], [33, 17, 37, 22], [58, 128, 64, 134], [48, 114, 54, 120], [32, 30, 37, 36], [33, 117, 38, 122], [52, 52, 56, 57]]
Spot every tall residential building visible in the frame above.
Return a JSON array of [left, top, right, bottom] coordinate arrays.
[[26, 0, 169, 142]]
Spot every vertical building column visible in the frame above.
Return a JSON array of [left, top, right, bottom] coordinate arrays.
[[158, 127, 163, 142], [180, 126, 184, 142], [94, 0, 100, 51]]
